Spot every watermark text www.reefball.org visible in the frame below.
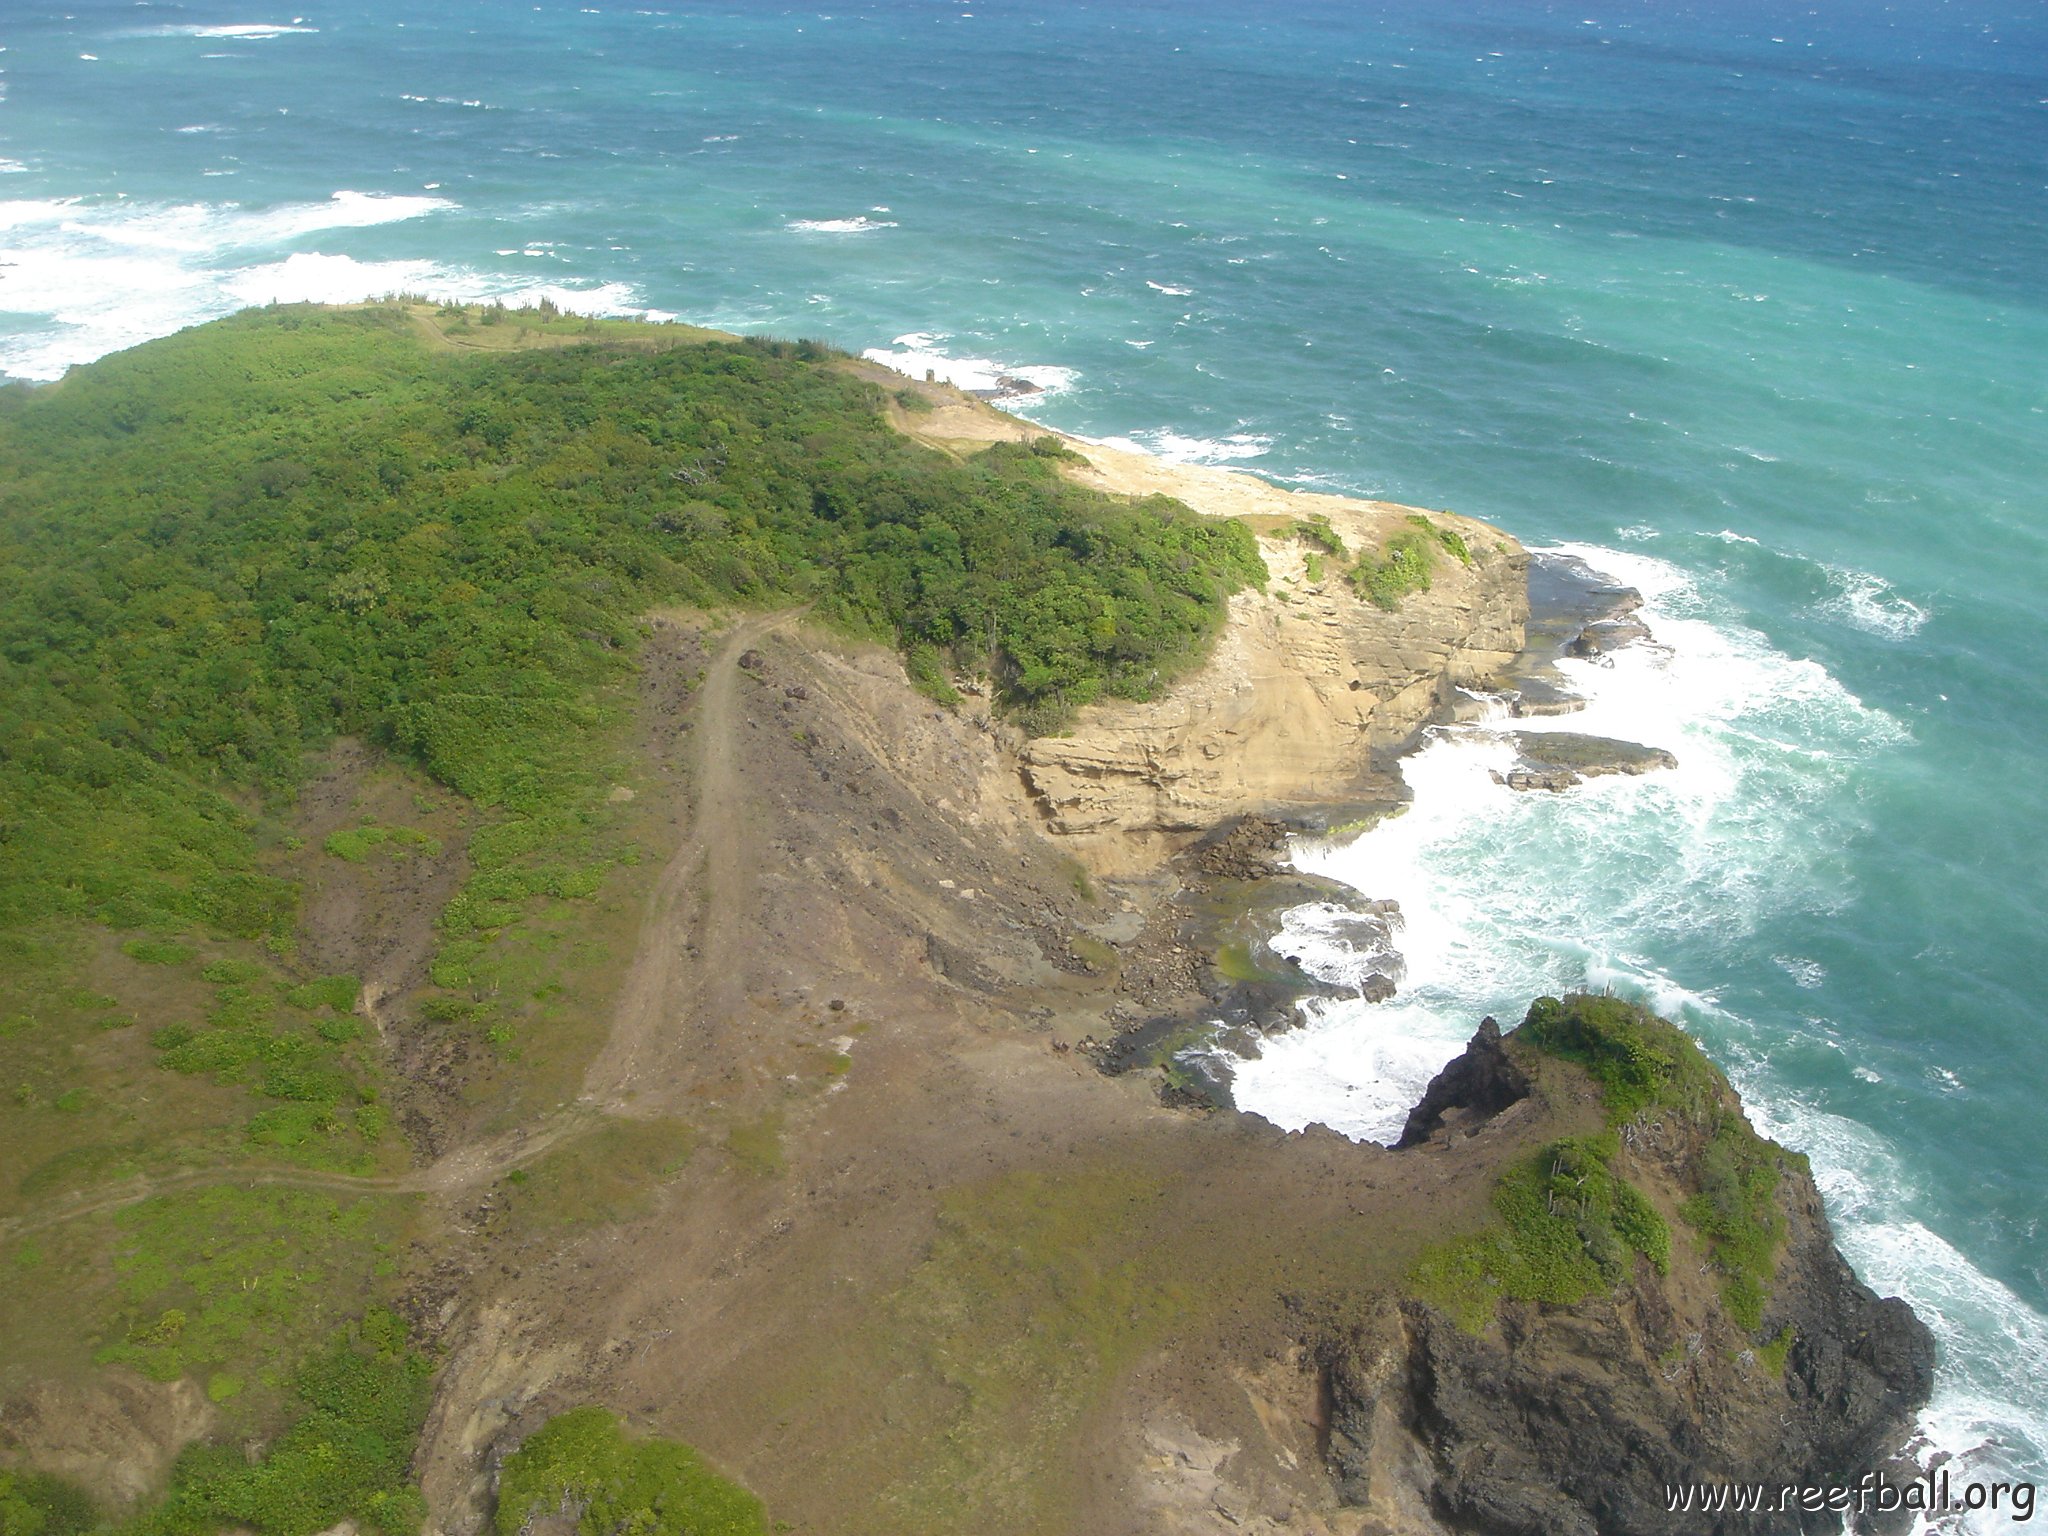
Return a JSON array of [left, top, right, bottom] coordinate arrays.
[[1665, 1469, 2035, 1522]]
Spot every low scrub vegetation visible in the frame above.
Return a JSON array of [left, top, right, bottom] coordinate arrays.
[[494, 1407, 766, 1536], [1414, 995, 1792, 1337]]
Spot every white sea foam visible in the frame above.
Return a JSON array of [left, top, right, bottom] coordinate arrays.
[[1817, 563, 1930, 640], [858, 331, 1075, 401], [1095, 428, 1272, 465], [137, 22, 319, 39], [0, 189, 665, 381], [222, 251, 446, 305], [785, 216, 897, 234], [1742, 1092, 2048, 1523], [1773, 954, 1828, 989], [1227, 542, 2037, 1521], [1145, 279, 1193, 296]]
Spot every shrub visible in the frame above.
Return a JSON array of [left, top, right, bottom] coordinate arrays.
[[0, 1470, 96, 1536], [1289, 515, 1347, 559], [129, 1312, 433, 1536], [1350, 526, 1439, 610], [1411, 1132, 1671, 1330], [495, 1407, 766, 1536]]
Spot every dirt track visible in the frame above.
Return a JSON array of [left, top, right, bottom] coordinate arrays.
[[582, 612, 786, 1111]]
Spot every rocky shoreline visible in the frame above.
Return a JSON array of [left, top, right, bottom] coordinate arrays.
[[1084, 546, 1688, 1110], [1051, 537, 1936, 1533], [1323, 1016, 1935, 1536]]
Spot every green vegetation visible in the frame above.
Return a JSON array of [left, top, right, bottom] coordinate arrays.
[[723, 1111, 786, 1178], [1679, 1111, 1785, 1331], [494, 1407, 766, 1536], [1288, 514, 1347, 559], [1346, 516, 1451, 609], [0, 301, 1260, 960], [1024, 433, 1090, 466], [1419, 994, 1795, 1337], [1427, 517, 1473, 566], [0, 1470, 97, 1536], [1520, 992, 1719, 1123], [904, 643, 961, 708], [322, 823, 441, 864], [1212, 939, 1291, 985], [97, 1186, 409, 1396], [146, 956, 386, 1169], [881, 1169, 1187, 1528], [1756, 1325, 1795, 1376], [500, 1117, 696, 1228], [125, 1310, 432, 1536], [1411, 1132, 1670, 1332]]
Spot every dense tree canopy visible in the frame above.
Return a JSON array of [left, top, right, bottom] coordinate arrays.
[[0, 304, 1263, 937]]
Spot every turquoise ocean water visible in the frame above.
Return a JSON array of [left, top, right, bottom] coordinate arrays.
[[2, 0, 2043, 1513]]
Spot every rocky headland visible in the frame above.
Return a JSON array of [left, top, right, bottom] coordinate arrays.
[[0, 337, 1931, 1536]]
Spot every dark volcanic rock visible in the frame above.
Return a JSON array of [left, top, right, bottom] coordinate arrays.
[[1569, 615, 1654, 658], [1491, 731, 1679, 792], [1319, 1007, 1935, 1536], [1395, 1212, 1935, 1536], [1189, 813, 1292, 881], [1393, 1016, 1532, 1149]]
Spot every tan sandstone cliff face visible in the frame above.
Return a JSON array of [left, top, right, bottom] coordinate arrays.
[[863, 374, 1530, 874], [1017, 470, 1527, 873]]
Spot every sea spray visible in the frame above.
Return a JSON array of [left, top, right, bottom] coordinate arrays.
[[1227, 546, 2046, 1526]]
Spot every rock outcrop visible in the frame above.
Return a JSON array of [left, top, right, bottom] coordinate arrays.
[[1017, 493, 1526, 872], [1393, 1017, 1532, 1149], [1491, 730, 1679, 792], [1320, 1013, 1936, 1536]]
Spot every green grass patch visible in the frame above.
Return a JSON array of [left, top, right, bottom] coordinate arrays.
[[501, 1117, 696, 1228], [146, 961, 387, 1170], [1519, 993, 1718, 1123], [880, 1168, 1187, 1530], [1068, 934, 1118, 975], [124, 1310, 432, 1536], [283, 975, 360, 1015], [1755, 1325, 1795, 1376], [0, 1469, 98, 1536], [495, 1406, 766, 1536], [1679, 1110, 1785, 1332], [723, 1112, 785, 1178], [1061, 858, 1096, 904], [96, 1185, 411, 1407], [1514, 994, 1793, 1336], [1410, 1132, 1670, 1332], [322, 824, 441, 864], [122, 940, 195, 967]]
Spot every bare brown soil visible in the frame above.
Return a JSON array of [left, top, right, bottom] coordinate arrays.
[[0, 600, 1611, 1535], [372, 614, 1604, 1536]]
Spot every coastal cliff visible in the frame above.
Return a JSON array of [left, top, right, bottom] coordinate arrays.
[[0, 313, 1932, 1536], [1315, 1009, 1935, 1536], [870, 380, 1529, 873], [1016, 495, 1525, 872]]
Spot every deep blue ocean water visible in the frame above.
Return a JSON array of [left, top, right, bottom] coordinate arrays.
[[2, 0, 2043, 1511]]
